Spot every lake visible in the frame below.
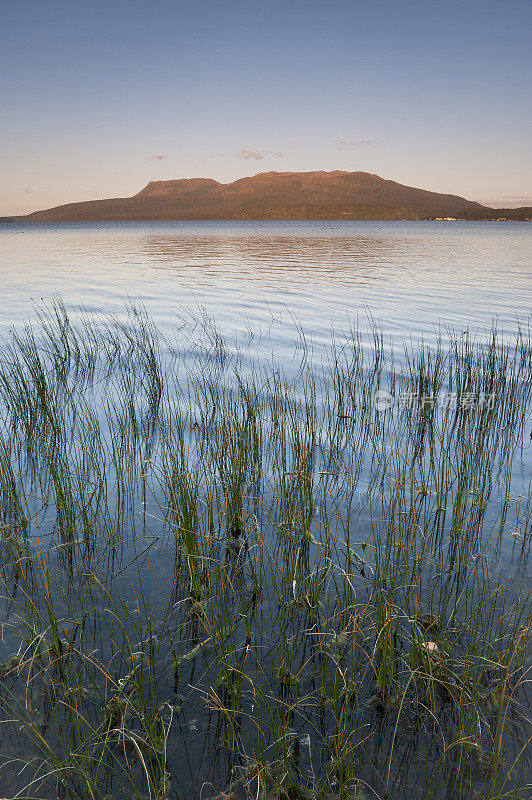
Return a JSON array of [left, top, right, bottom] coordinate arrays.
[[0, 220, 530, 800], [1, 220, 531, 349]]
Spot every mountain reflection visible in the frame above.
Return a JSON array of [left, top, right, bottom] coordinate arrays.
[[139, 232, 417, 284]]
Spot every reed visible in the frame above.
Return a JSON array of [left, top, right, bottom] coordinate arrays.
[[0, 301, 529, 799]]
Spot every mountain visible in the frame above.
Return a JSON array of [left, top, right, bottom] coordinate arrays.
[[2, 170, 526, 222]]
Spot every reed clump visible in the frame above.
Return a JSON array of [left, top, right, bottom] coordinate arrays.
[[0, 302, 529, 799]]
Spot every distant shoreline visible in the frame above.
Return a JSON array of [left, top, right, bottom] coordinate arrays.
[[3, 170, 530, 224], [1, 216, 530, 224]]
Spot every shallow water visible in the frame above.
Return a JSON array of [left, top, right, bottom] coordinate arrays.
[[0, 221, 531, 799]]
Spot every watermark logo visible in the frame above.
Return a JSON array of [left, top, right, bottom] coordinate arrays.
[[373, 391, 496, 411], [374, 390, 395, 411]]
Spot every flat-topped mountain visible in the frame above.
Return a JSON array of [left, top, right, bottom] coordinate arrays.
[[3, 170, 528, 222]]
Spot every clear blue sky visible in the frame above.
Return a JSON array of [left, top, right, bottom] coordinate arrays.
[[2, 0, 531, 214]]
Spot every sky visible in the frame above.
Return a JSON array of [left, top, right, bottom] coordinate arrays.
[[1, 0, 531, 215]]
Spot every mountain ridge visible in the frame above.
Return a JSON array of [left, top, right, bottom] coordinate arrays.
[[2, 171, 530, 222]]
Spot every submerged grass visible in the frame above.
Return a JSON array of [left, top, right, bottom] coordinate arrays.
[[0, 302, 530, 800]]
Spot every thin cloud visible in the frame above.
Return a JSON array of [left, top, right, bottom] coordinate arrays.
[[336, 139, 379, 150], [484, 195, 532, 207], [235, 150, 284, 160], [148, 154, 167, 161], [237, 150, 264, 160]]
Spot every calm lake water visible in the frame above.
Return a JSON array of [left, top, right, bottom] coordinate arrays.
[[0, 221, 531, 799], [1, 221, 531, 352]]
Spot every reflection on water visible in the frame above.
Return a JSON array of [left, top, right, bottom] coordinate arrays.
[[143, 233, 410, 276], [0, 223, 531, 798], [0, 221, 530, 349]]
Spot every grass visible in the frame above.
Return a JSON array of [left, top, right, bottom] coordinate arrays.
[[0, 301, 530, 800]]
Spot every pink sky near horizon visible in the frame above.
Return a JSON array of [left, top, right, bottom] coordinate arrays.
[[2, 0, 531, 216]]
